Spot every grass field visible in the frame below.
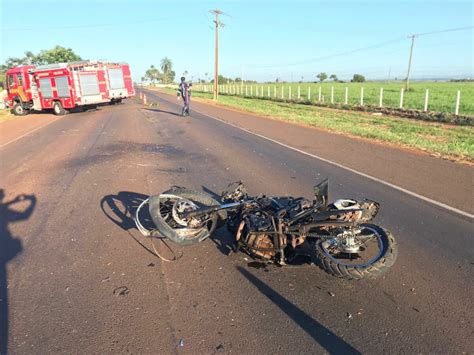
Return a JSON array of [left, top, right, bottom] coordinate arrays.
[[158, 87, 474, 162], [195, 81, 474, 117]]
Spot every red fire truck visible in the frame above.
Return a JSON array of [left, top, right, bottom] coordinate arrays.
[[5, 61, 134, 115]]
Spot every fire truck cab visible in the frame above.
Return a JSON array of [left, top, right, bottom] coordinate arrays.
[[5, 65, 36, 116]]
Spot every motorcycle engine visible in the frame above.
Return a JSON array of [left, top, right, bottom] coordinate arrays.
[[237, 212, 276, 260]]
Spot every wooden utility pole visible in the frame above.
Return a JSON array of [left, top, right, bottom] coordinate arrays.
[[210, 9, 224, 100], [405, 35, 416, 91]]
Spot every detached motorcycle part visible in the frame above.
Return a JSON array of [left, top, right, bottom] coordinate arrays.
[[148, 188, 226, 245], [313, 178, 329, 208], [313, 224, 398, 280]]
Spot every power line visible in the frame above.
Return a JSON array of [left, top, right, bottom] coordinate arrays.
[[243, 25, 473, 70], [413, 26, 474, 37], [2, 18, 172, 32], [245, 38, 407, 69]]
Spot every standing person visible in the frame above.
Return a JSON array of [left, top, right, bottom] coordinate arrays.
[[177, 77, 192, 116]]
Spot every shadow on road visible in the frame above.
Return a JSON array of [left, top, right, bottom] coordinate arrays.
[[142, 108, 182, 117], [236, 266, 361, 354], [0, 189, 36, 355], [100, 191, 149, 231], [100, 191, 178, 258]]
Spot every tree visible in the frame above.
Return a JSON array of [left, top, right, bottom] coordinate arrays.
[[316, 72, 328, 82], [0, 46, 82, 87], [329, 74, 338, 81], [160, 57, 175, 84], [145, 65, 161, 84], [351, 74, 365, 82], [35, 46, 82, 64]]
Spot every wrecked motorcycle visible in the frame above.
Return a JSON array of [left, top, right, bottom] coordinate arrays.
[[135, 180, 398, 280]]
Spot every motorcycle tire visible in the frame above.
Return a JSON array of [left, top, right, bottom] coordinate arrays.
[[149, 188, 227, 246], [313, 224, 398, 280]]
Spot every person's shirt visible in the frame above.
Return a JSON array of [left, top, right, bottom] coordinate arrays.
[[179, 82, 189, 98]]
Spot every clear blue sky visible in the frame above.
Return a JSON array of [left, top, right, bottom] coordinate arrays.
[[1, 0, 473, 82]]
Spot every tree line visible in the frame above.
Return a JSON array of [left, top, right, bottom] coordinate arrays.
[[0, 46, 82, 84], [315, 72, 365, 83], [142, 58, 176, 84]]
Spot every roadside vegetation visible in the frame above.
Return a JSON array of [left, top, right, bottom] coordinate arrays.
[[157, 87, 474, 162], [0, 46, 82, 84]]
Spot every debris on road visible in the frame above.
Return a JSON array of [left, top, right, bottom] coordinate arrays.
[[147, 262, 155, 267], [346, 312, 353, 319], [216, 344, 225, 352], [113, 286, 129, 296], [177, 338, 184, 349], [101, 277, 110, 283], [328, 291, 335, 297]]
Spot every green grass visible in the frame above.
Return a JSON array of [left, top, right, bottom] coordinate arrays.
[[159, 87, 474, 161], [196, 81, 474, 117]]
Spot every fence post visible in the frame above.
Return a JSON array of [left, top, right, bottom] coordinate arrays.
[[261, 86, 264, 97], [245, 85, 248, 96], [267, 86, 270, 97], [318, 87, 322, 101], [399, 88, 404, 108], [455, 90, 461, 115], [298, 86, 301, 99], [379, 88, 383, 107], [281, 86, 284, 99], [143, 94, 147, 105], [330, 87, 334, 103], [289, 86, 292, 99], [140, 91, 143, 100], [308, 87, 311, 101], [344, 87, 348, 104], [423, 89, 429, 112], [360, 87, 364, 105], [250, 86, 253, 96]]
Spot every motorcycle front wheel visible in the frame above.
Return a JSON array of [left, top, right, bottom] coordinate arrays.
[[148, 188, 225, 245], [313, 224, 398, 280]]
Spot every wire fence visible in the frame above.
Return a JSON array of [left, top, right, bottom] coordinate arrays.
[[194, 82, 473, 116]]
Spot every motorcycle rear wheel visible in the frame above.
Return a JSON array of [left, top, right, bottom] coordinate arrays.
[[313, 224, 397, 280]]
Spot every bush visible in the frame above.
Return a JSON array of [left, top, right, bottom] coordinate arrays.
[[352, 74, 365, 82]]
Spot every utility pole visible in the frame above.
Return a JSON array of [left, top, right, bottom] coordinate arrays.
[[405, 35, 416, 91], [210, 9, 225, 100]]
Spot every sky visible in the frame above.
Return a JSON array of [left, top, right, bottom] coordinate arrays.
[[1, 0, 473, 82]]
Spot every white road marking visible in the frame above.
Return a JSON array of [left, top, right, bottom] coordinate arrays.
[[0, 115, 66, 149], [192, 108, 474, 220]]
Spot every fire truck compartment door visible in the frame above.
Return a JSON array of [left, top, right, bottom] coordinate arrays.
[[79, 74, 100, 96], [108, 68, 125, 89], [39, 78, 54, 98], [55, 76, 70, 97]]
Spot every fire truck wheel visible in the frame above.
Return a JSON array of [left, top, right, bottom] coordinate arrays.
[[53, 101, 68, 116], [12, 103, 27, 116]]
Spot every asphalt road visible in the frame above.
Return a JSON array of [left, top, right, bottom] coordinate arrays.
[[0, 92, 472, 354]]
